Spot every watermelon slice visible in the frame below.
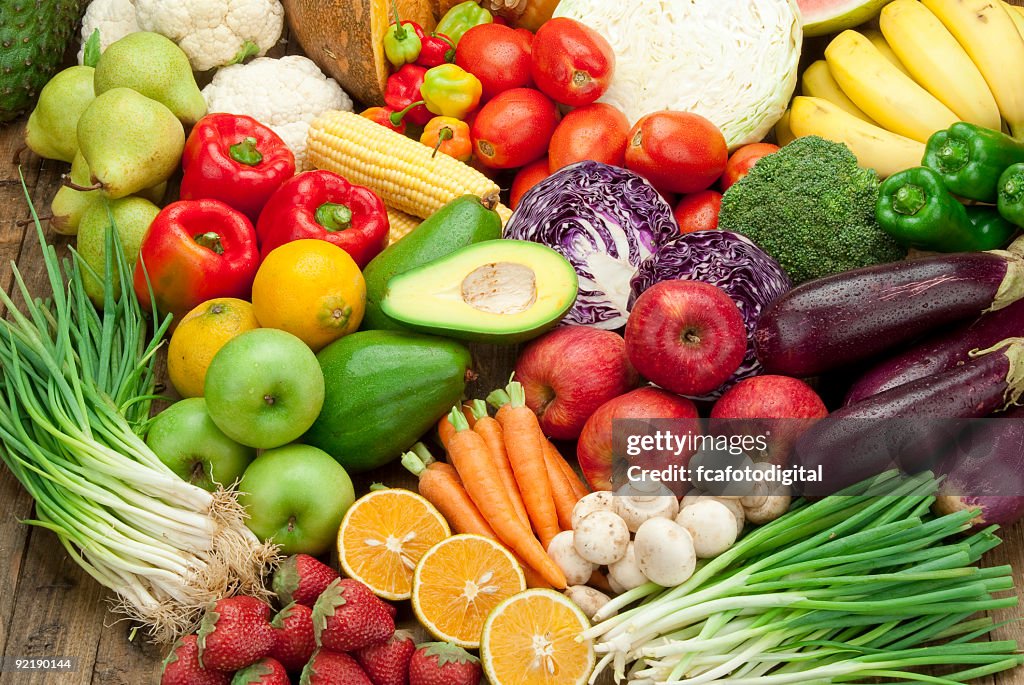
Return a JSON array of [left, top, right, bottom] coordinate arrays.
[[800, 0, 895, 36]]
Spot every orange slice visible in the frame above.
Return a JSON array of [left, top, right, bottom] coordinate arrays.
[[337, 488, 450, 600], [481, 589, 595, 685], [411, 534, 526, 648]]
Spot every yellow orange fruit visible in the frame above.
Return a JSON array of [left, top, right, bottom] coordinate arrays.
[[251, 239, 365, 351], [412, 534, 526, 649], [338, 488, 450, 601], [481, 588, 595, 685], [166, 298, 260, 398]]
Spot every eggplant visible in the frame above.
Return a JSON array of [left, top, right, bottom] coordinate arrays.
[[754, 238, 1024, 377], [845, 299, 1024, 405]]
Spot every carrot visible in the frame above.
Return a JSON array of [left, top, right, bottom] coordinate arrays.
[[469, 400, 531, 532], [542, 439, 581, 531], [491, 383, 561, 549], [445, 406, 567, 589], [437, 402, 476, 450], [555, 444, 590, 500]]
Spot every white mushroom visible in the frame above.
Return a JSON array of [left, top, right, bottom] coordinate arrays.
[[682, 493, 745, 536], [564, 585, 615, 620], [740, 462, 781, 510], [571, 491, 615, 529], [607, 573, 626, 596], [607, 542, 649, 592], [613, 483, 680, 532], [573, 510, 630, 565], [675, 500, 738, 559], [745, 494, 792, 524], [546, 531, 596, 586], [634, 518, 697, 587]]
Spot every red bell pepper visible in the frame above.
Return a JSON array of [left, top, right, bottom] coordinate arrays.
[[360, 106, 407, 134], [384, 64, 432, 126], [417, 33, 455, 68], [256, 170, 389, 268], [134, 199, 260, 323], [180, 113, 295, 222]]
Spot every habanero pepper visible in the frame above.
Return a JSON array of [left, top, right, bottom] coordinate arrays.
[[392, 64, 482, 123], [417, 33, 455, 68], [180, 113, 295, 222], [360, 106, 407, 134], [385, 64, 432, 126], [876, 166, 1016, 252], [435, 0, 493, 45], [922, 122, 1024, 202], [383, 0, 423, 67], [133, 199, 260, 323], [421, 116, 472, 161], [256, 170, 389, 268]]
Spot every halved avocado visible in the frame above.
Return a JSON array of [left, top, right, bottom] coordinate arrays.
[[379, 240, 579, 344]]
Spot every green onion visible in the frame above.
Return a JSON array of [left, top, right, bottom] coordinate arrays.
[[584, 472, 1022, 684], [0, 176, 276, 642]]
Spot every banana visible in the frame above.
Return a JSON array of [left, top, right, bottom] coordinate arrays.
[[801, 60, 877, 124], [824, 30, 958, 143], [774, 110, 796, 146], [789, 96, 925, 179], [1005, 1, 1024, 40], [922, 0, 1024, 137], [861, 28, 913, 78], [880, 0, 1000, 130]]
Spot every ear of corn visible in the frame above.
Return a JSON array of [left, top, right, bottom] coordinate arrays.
[[307, 110, 504, 220], [386, 206, 422, 245]]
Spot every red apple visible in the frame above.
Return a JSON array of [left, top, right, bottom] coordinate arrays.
[[625, 280, 747, 397], [577, 387, 699, 491], [515, 326, 640, 440]]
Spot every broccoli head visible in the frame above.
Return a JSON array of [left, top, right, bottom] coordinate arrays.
[[718, 136, 906, 284]]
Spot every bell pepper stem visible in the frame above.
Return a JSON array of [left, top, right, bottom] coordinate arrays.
[[935, 138, 970, 174], [391, 0, 407, 40], [431, 126, 454, 159], [193, 232, 225, 255], [229, 137, 263, 166], [315, 202, 353, 231], [390, 100, 426, 127], [892, 184, 928, 216], [1002, 170, 1024, 203]]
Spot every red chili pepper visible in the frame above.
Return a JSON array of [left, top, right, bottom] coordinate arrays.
[[359, 106, 407, 134], [133, 199, 260, 323], [417, 33, 456, 68], [256, 170, 389, 268], [384, 64, 432, 126], [179, 113, 295, 222]]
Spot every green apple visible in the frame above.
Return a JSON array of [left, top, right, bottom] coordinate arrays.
[[238, 444, 355, 555], [204, 328, 325, 449], [145, 398, 256, 491]]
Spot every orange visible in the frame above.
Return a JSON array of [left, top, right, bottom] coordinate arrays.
[[481, 589, 595, 685], [411, 534, 526, 649], [251, 239, 365, 351], [338, 488, 450, 601], [166, 298, 259, 398]]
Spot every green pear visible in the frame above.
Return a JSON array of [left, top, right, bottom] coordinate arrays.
[[51, 152, 166, 235], [76, 196, 161, 306], [76, 87, 185, 199], [25, 66, 96, 163], [93, 32, 207, 125]]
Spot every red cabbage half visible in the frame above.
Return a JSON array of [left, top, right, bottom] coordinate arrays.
[[630, 230, 791, 398], [503, 161, 678, 329]]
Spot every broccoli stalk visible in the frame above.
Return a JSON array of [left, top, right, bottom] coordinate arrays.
[[718, 136, 906, 284]]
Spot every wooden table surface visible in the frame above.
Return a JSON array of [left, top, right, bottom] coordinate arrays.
[[2, 90, 1024, 685]]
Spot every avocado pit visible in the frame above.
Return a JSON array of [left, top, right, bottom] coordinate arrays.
[[461, 262, 537, 315]]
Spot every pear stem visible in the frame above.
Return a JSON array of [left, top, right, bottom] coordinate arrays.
[[63, 178, 102, 192]]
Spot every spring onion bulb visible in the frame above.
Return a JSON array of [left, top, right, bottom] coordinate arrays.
[[0, 181, 276, 642], [585, 471, 1023, 684]]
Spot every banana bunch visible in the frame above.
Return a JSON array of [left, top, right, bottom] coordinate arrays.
[[777, 0, 1024, 177]]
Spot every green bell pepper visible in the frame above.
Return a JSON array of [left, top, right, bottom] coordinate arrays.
[[964, 206, 1019, 250], [922, 122, 1024, 202], [876, 166, 1014, 252], [420, 64, 482, 120], [435, 0, 492, 45], [997, 162, 1024, 228], [382, 0, 422, 67]]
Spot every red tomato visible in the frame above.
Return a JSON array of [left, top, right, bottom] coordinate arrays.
[[510, 157, 552, 208], [720, 143, 780, 191], [673, 190, 722, 233], [530, 17, 614, 107], [625, 111, 728, 194], [548, 103, 629, 171], [471, 88, 559, 169], [455, 24, 533, 101]]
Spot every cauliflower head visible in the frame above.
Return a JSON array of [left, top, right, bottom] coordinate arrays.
[[77, 0, 141, 65], [202, 56, 354, 170], [134, 0, 285, 72]]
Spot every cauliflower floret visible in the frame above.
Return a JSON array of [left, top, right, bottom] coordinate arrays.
[[202, 56, 354, 170], [134, 0, 285, 72], [77, 0, 141, 65]]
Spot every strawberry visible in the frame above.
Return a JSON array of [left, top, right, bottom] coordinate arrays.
[[231, 657, 289, 684], [409, 642, 482, 685], [312, 578, 395, 652], [197, 596, 277, 672], [269, 602, 316, 673], [273, 554, 340, 607], [161, 634, 231, 685], [355, 629, 416, 685], [299, 649, 373, 685]]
